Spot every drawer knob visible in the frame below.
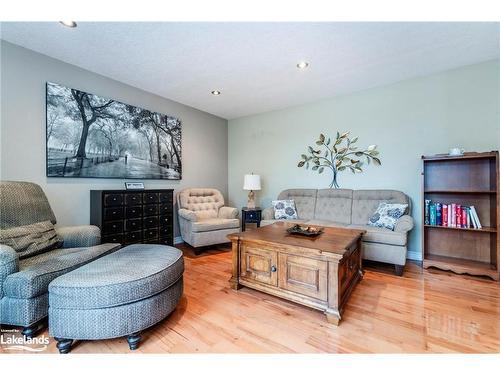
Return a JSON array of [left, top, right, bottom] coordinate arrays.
[[112, 211, 116, 215], [271, 265, 277, 273]]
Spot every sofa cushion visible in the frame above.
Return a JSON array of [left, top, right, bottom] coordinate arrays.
[[314, 189, 353, 225], [177, 188, 225, 219], [351, 190, 410, 225], [0, 181, 57, 229], [0, 220, 63, 259], [368, 202, 408, 230], [48, 244, 183, 310], [191, 218, 240, 233], [277, 189, 317, 219], [349, 224, 407, 246], [2, 243, 121, 299], [304, 219, 348, 228], [272, 200, 298, 220]]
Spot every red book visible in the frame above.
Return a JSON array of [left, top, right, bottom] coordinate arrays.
[[461, 207, 468, 228], [451, 203, 456, 227], [456, 204, 462, 228], [442, 204, 448, 227]]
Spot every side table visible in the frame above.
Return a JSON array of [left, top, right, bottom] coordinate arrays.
[[241, 207, 262, 231]]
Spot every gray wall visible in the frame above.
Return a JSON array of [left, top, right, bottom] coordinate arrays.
[[228, 59, 500, 260], [0, 41, 228, 239]]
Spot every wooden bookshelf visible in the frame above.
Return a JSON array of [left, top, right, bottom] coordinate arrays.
[[421, 151, 499, 281]]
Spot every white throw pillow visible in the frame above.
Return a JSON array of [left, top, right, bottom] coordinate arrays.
[[272, 200, 298, 220], [367, 202, 408, 230]]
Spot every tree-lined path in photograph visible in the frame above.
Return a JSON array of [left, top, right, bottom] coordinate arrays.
[[46, 82, 182, 180], [66, 156, 180, 179]]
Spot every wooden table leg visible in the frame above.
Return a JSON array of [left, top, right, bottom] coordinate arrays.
[[229, 238, 242, 290], [325, 310, 341, 326]]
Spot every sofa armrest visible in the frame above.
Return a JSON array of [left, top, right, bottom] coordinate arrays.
[[218, 206, 239, 219], [178, 209, 198, 222], [262, 207, 275, 220], [394, 215, 414, 233], [0, 244, 19, 298], [56, 225, 101, 248]]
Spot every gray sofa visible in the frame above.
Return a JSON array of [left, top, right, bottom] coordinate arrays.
[[261, 189, 414, 275], [0, 181, 120, 337]]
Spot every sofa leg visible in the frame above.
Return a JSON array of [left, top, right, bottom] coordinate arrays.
[[55, 338, 73, 354], [22, 321, 44, 339], [127, 332, 141, 350], [194, 248, 203, 256], [395, 265, 404, 276]]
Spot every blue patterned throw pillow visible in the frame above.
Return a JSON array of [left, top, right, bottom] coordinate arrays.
[[368, 202, 408, 230], [272, 200, 298, 220]]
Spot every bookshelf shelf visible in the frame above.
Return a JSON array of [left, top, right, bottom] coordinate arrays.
[[422, 152, 498, 162], [424, 224, 497, 233], [424, 190, 496, 194], [421, 151, 499, 281]]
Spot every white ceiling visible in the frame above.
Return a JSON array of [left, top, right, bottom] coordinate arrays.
[[1, 22, 499, 119]]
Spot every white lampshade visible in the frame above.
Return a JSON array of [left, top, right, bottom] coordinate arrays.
[[243, 174, 261, 191]]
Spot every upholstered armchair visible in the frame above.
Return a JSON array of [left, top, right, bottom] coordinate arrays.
[[0, 181, 120, 337], [177, 188, 240, 253]]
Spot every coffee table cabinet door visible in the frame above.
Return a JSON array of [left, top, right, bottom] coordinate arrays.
[[240, 246, 278, 286], [278, 254, 328, 301]]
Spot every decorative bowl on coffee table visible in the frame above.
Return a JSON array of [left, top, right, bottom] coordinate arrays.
[[286, 224, 324, 237]]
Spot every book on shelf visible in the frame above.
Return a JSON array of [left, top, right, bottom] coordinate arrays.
[[451, 203, 456, 227], [425, 200, 483, 229], [442, 204, 448, 227], [462, 207, 470, 228], [429, 204, 436, 225], [470, 206, 482, 229], [447, 204, 453, 227], [424, 199, 431, 225], [456, 204, 462, 228]]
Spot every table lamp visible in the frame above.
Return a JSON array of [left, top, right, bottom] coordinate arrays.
[[243, 174, 261, 209]]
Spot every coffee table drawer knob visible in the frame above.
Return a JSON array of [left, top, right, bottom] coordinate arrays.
[[271, 265, 277, 273]]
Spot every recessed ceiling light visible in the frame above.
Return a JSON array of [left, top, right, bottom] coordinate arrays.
[[296, 61, 309, 69], [59, 21, 77, 28], [211, 90, 221, 96]]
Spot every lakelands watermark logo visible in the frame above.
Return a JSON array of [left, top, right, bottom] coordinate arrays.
[[1, 329, 49, 352]]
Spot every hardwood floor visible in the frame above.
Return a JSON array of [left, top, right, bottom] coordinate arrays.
[[2, 243, 499, 354]]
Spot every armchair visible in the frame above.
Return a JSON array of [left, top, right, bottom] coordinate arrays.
[[177, 188, 240, 254], [0, 181, 120, 337]]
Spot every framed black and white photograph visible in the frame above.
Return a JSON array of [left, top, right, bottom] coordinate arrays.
[[46, 82, 182, 180]]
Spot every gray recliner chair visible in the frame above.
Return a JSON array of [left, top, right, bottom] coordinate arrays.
[[0, 181, 120, 337], [177, 188, 240, 254]]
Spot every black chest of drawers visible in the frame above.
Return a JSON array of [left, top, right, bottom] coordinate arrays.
[[90, 189, 174, 246]]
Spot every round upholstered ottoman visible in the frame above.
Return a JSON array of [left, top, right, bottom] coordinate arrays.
[[48, 244, 183, 353]]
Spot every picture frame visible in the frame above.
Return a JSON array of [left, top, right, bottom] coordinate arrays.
[[46, 82, 182, 180]]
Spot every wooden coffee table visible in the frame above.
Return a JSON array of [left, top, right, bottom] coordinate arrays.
[[228, 222, 365, 325]]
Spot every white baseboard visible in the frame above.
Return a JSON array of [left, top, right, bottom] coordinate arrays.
[[174, 236, 184, 245], [407, 250, 422, 261]]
